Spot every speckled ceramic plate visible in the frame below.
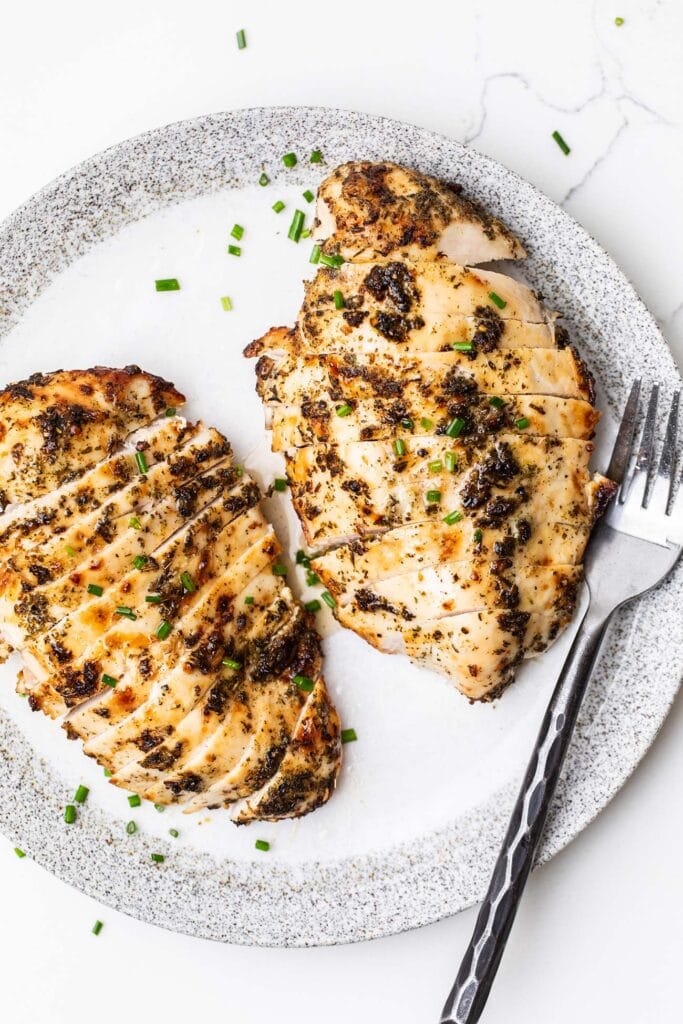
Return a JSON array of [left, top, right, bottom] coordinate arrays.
[[0, 107, 680, 947]]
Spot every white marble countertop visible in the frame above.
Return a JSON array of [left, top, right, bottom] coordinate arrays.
[[0, 2, 681, 1021]]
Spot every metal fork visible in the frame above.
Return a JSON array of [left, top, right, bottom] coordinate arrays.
[[440, 380, 682, 1024]]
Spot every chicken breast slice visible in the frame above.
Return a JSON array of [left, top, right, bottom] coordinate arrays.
[[0, 366, 184, 508], [313, 161, 525, 264]]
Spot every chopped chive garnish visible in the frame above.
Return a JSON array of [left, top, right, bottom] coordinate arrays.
[[231, 223, 244, 240], [227, 244, 242, 256], [154, 803, 165, 813], [129, 516, 141, 530], [235, 465, 244, 477], [222, 657, 241, 670], [259, 172, 270, 186], [102, 673, 118, 688], [309, 244, 321, 264], [426, 490, 442, 504], [165, 406, 176, 417], [393, 438, 406, 457], [272, 563, 288, 577], [14, 847, 26, 858], [336, 403, 352, 417], [135, 451, 148, 474], [132, 555, 148, 570], [310, 149, 323, 163], [420, 417, 434, 430], [321, 590, 336, 609], [341, 728, 357, 744], [64, 805, 76, 824], [126, 820, 136, 834], [288, 209, 305, 242], [92, 920, 104, 936], [244, 595, 254, 605], [74, 785, 90, 805], [428, 460, 443, 473], [614, 16, 624, 25], [303, 189, 315, 203], [488, 291, 507, 310], [306, 569, 320, 586], [296, 549, 310, 566], [301, 229, 311, 240], [150, 853, 165, 864], [446, 417, 465, 439], [515, 417, 530, 429], [220, 296, 233, 311], [145, 594, 162, 604], [115, 606, 136, 620], [333, 290, 345, 309], [452, 341, 473, 352], [305, 599, 322, 613], [103, 768, 112, 778], [155, 278, 180, 292], [282, 152, 297, 168], [87, 583, 104, 597], [319, 253, 345, 268], [401, 417, 414, 431], [552, 130, 571, 155], [488, 396, 505, 408], [156, 620, 172, 640], [293, 674, 314, 692], [443, 510, 463, 525], [444, 451, 458, 474], [169, 828, 179, 838], [273, 477, 288, 492], [255, 839, 270, 852], [272, 200, 285, 213], [236, 28, 246, 49], [65, 545, 77, 557], [473, 528, 483, 543], [180, 571, 196, 593], [128, 794, 141, 808]]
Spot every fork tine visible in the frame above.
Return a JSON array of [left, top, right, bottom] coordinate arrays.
[[620, 383, 659, 505], [606, 378, 641, 486], [646, 390, 680, 512]]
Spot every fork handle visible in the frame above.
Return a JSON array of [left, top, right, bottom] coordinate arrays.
[[440, 608, 612, 1024]]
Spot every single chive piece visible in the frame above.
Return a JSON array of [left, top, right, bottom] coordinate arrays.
[[446, 416, 465, 439], [154, 803, 165, 813], [127, 794, 141, 808], [150, 853, 165, 864], [231, 223, 244, 240], [401, 417, 414, 431], [305, 599, 322, 613], [488, 291, 507, 310], [336, 403, 352, 417], [235, 465, 244, 477], [552, 130, 571, 155], [303, 189, 315, 203], [614, 16, 624, 25], [236, 28, 246, 49], [310, 149, 323, 163], [126, 820, 136, 834], [255, 839, 271, 852], [155, 278, 180, 292], [293, 674, 314, 692], [222, 657, 241, 670], [115, 606, 137, 620], [73, 784, 89, 804], [65, 544, 77, 557], [301, 229, 312, 238], [488, 396, 505, 408], [321, 590, 336, 609], [165, 406, 176, 416], [473, 528, 483, 543], [227, 244, 241, 256], [333, 290, 345, 309], [145, 594, 162, 604], [515, 417, 530, 430], [135, 451, 148, 474], [452, 341, 474, 352], [103, 768, 112, 778], [272, 563, 288, 577], [87, 583, 104, 597], [102, 673, 118, 688], [220, 296, 233, 312], [341, 728, 358, 744], [273, 477, 288, 492], [393, 438, 406, 457], [306, 569, 320, 586], [288, 209, 305, 242], [180, 571, 196, 593], [444, 451, 458, 474], [64, 804, 76, 824], [169, 828, 179, 838], [309, 244, 321, 264], [92, 920, 104, 936], [132, 555, 148, 570], [319, 253, 345, 268], [244, 595, 254, 605], [259, 172, 270, 186], [428, 460, 443, 473], [129, 516, 142, 530], [156, 620, 172, 640], [420, 417, 434, 430], [443, 510, 463, 525], [272, 201, 286, 215], [282, 152, 297, 168], [14, 847, 26, 858], [426, 490, 442, 504], [296, 549, 310, 566]]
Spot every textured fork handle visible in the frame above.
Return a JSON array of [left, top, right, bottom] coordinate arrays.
[[440, 608, 612, 1024]]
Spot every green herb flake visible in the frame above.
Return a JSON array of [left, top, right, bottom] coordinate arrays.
[[341, 728, 358, 744], [272, 563, 288, 577], [169, 828, 179, 838], [488, 291, 507, 310], [236, 28, 247, 49], [127, 794, 141, 808], [420, 417, 434, 430], [488, 396, 505, 409], [333, 290, 345, 309], [321, 590, 336, 609], [129, 516, 142, 530], [14, 847, 26, 858], [273, 477, 288, 492], [309, 244, 321, 264], [444, 451, 458, 474], [272, 200, 285, 214], [445, 417, 465, 439], [552, 130, 571, 155], [135, 451, 149, 475], [64, 804, 77, 825], [293, 674, 315, 692], [156, 620, 173, 641], [336, 403, 352, 417], [259, 172, 270, 187], [310, 150, 323, 163], [126, 820, 137, 835], [115, 606, 137, 620], [303, 189, 315, 203], [230, 223, 244, 241], [515, 417, 530, 430], [282, 152, 297, 168], [227, 244, 242, 256], [452, 341, 474, 352], [155, 278, 180, 292], [92, 920, 104, 936], [222, 657, 241, 671], [180, 571, 196, 593], [74, 785, 89, 804], [87, 583, 104, 597], [150, 853, 165, 864], [305, 599, 322, 613], [102, 673, 118, 688], [393, 438, 406, 457], [255, 839, 271, 852], [220, 296, 233, 312], [319, 253, 345, 268], [443, 510, 463, 525], [288, 209, 305, 243]]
